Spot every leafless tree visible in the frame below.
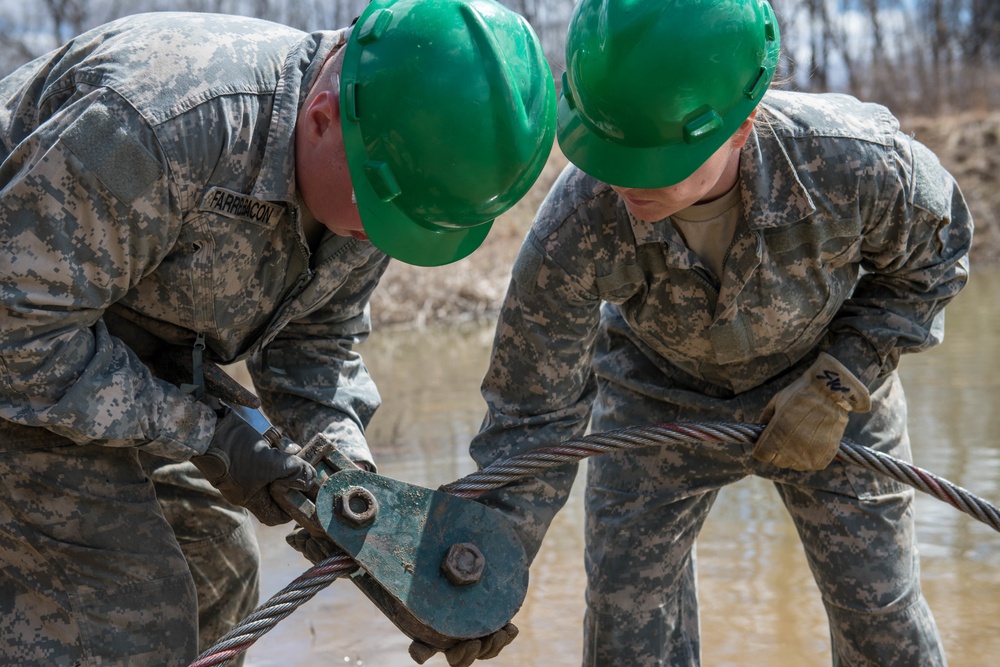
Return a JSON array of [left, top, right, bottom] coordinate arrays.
[[1, 0, 999, 115]]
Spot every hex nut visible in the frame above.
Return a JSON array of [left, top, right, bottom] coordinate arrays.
[[337, 486, 379, 526], [441, 542, 485, 585]]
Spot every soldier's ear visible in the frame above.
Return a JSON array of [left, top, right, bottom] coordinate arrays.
[[731, 109, 758, 149], [301, 90, 338, 145]]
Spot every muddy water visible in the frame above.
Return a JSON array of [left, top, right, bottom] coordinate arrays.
[[245, 268, 1000, 667]]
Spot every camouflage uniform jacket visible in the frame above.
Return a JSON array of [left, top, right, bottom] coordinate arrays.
[[471, 90, 973, 558], [0, 13, 389, 463]]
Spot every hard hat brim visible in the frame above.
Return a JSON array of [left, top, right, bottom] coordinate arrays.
[[556, 95, 759, 189], [354, 180, 495, 267]]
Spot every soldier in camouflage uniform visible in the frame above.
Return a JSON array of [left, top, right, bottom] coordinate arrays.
[[0, 1, 555, 664], [469, 0, 973, 665]]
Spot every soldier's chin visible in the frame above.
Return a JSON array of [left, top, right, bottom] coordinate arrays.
[[328, 227, 368, 241], [621, 199, 671, 222]]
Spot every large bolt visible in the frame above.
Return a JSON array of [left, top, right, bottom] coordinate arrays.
[[337, 486, 379, 526], [441, 542, 485, 585]]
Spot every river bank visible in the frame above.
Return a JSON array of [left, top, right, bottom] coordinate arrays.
[[249, 266, 1000, 666], [371, 111, 1000, 330]]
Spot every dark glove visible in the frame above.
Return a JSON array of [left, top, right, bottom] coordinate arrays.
[[191, 409, 315, 525], [753, 352, 872, 471], [408, 624, 519, 667]]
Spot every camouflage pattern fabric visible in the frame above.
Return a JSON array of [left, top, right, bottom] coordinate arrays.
[[0, 430, 200, 665], [470, 91, 972, 665], [141, 453, 261, 665], [0, 12, 390, 664], [0, 12, 387, 463], [0, 428, 260, 666]]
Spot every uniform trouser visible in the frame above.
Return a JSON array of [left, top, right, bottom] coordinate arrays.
[[585, 366, 945, 667], [0, 424, 259, 667]]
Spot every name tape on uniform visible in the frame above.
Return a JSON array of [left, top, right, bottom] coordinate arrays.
[[200, 187, 283, 227]]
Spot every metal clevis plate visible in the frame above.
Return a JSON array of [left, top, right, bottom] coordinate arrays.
[[316, 469, 529, 644]]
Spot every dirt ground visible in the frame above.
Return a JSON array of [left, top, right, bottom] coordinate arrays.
[[371, 112, 1000, 330], [902, 111, 1000, 263]]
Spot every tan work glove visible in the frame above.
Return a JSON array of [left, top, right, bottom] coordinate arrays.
[[753, 352, 871, 471], [408, 624, 519, 667]]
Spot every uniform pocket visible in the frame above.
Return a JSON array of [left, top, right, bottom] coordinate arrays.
[[729, 219, 863, 363], [838, 371, 911, 500]]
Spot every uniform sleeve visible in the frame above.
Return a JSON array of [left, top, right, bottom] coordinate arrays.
[[0, 94, 217, 459], [826, 132, 974, 385], [469, 229, 603, 563], [247, 252, 391, 468]]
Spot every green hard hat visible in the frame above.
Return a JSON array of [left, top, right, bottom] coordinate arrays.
[[558, 0, 780, 188], [340, 0, 556, 267]]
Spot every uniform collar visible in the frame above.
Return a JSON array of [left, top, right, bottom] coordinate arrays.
[[627, 208, 698, 269], [738, 117, 817, 230], [251, 28, 349, 203]]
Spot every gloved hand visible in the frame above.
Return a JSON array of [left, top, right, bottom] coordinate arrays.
[[753, 352, 872, 471], [408, 624, 519, 667], [191, 409, 316, 525], [285, 527, 340, 564]]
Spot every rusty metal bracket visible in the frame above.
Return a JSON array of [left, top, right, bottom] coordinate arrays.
[[267, 432, 360, 544], [316, 468, 529, 648]]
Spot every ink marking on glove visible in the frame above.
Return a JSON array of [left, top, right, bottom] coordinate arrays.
[[816, 370, 851, 394]]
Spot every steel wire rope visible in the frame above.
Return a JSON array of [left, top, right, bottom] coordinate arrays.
[[190, 421, 1000, 666], [443, 421, 1000, 533], [189, 554, 358, 667]]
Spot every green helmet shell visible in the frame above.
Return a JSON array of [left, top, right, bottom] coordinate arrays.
[[340, 0, 556, 267], [558, 0, 780, 188]]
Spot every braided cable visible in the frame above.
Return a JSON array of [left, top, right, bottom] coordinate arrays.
[[835, 439, 1000, 531], [189, 553, 357, 667], [442, 421, 1000, 533]]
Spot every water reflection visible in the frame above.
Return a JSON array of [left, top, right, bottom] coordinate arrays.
[[247, 269, 1000, 666]]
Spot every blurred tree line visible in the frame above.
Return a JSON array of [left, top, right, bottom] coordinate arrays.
[[0, 0, 997, 116]]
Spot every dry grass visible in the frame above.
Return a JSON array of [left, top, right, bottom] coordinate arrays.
[[901, 111, 1000, 264], [372, 114, 1000, 330]]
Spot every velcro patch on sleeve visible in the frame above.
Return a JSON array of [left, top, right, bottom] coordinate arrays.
[[62, 102, 162, 204], [199, 187, 283, 227]]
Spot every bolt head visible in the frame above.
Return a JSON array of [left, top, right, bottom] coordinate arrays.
[[441, 542, 485, 585]]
